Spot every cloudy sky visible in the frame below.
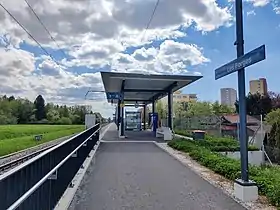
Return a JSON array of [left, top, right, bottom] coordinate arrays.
[[0, 0, 279, 118]]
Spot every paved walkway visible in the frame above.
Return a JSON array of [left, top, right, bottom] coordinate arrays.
[[101, 124, 165, 142], [69, 125, 245, 210]]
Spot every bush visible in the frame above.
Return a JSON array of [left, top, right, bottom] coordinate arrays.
[[58, 117, 72, 125], [168, 139, 280, 207], [175, 129, 259, 152], [174, 129, 192, 137]]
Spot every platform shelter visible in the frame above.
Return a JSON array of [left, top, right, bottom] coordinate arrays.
[[101, 72, 202, 138]]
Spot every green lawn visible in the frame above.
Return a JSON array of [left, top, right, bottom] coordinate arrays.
[[0, 125, 84, 156]]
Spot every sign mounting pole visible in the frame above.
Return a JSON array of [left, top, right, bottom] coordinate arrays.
[[235, 0, 249, 182], [215, 0, 265, 186]]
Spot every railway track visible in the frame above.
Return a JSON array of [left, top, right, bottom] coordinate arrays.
[[0, 144, 56, 174]]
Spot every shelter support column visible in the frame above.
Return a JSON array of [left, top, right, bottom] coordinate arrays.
[[117, 100, 120, 130], [167, 91, 173, 130], [152, 100, 155, 114], [143, 105, 146, 130], [120, 98, 125, 137]]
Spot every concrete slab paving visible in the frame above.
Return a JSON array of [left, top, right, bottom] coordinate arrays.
[[101, 124, 165, 142], [69, 141, 246, 210]]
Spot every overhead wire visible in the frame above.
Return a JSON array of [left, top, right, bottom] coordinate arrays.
[[141, 0, 160, 42], [23, 0, 67, 58], [0, 2, 61, 67]]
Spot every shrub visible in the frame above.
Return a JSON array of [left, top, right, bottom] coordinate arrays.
[[58, 117, 72, 125], [168, 139, 280, 207], [174, 129, 193, 137], [175, 129, 259, 152]]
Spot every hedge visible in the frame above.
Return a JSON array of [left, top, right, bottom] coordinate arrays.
[[174, 129, 259, 152], [168, 139, 280, 207]]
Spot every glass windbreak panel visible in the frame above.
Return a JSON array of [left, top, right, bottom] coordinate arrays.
[[125, 112, 141, 130]]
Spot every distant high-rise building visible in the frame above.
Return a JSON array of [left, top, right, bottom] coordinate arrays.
[[161, 90, 197, 104], [220, 88, 237, 107], [249, 78, 268, 95]]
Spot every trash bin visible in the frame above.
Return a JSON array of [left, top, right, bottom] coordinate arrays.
[[192, 130, 205, 140]]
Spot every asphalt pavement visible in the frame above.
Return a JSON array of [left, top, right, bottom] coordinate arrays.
[[69, 140, 246, 210]]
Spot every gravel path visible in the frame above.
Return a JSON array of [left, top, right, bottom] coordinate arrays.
[[69, 142, 246, 210], [0, 133, 76, 167]]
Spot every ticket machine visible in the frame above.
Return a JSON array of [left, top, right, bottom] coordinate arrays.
[[149, 112, 158, 133]]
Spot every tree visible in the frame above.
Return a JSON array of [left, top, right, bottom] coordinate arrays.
[[186, 101, 213, 116], [139, 106, 150, 123], [265, 109, 280, 126], [235, 93, 272, 117], [58, 117, 72, 125], [156, 100, 167, 119], [46, 109, 60, 123], [17, 99, 34, 123], [8, 96, 15, 101], [34, 95, 46, 121], [0, 94, 106, 125], [269, 91, 280, 109], [212, 101, 235, 115]]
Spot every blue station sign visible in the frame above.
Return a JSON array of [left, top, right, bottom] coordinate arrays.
[[215, 45, 266, 80], [106, 92, 123, 100]]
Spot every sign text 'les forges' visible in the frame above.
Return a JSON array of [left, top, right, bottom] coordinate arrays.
[[215, 45, 266, 80]]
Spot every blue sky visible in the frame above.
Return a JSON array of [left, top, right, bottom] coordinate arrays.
[[185, 1, 280, 102], [0, 0, 279, 117]]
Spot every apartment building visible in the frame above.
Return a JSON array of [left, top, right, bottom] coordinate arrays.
[[220, 88, 237, 107], [249, 78, 268, 95], [161, 90, 198, 104]]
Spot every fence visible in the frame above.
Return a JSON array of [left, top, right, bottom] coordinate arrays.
[[0, 123, 100, 210], [162, 116, 222, 137]]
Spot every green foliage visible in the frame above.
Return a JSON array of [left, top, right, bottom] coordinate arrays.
[[156, 100, 235, 120], [175, 129, 259, 152], [265, 109, 280, 126], [34, 95, 46, 121], [212, 101, 235, 115], [235, 92, 272, 116], [58, 117, 72, 125], [168, 139, 280, 207], [266, 117, 280, 163], [156, 100, 167, 119], [0, 95, 105, 125], [174, 129, 192, 137]]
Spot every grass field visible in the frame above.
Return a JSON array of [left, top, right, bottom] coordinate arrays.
[[0, 125, 84, 157]]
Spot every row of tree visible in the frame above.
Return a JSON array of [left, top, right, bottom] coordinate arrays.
[[235, 92, 280, 118], [148, 91, 280, 122], [155, 100, 235, 119], [146, 92, 280, 158], [0, 95, 105, 125]]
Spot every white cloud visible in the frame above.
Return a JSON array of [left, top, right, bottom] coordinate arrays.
[[0, 0, 232, 49], [245, 0, 270, 7], [229, 0, 280, 15], [111, 40, 210, 74], [247, 10, 257, 16], [275, 7, 280, 14], [272, 0, 280, 14], [0, 0, 231, 117], [0, 47, 115, 117]]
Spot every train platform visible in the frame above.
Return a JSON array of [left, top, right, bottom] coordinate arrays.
[[68, 124, 245, 210], [101, 124, 165, 142]]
